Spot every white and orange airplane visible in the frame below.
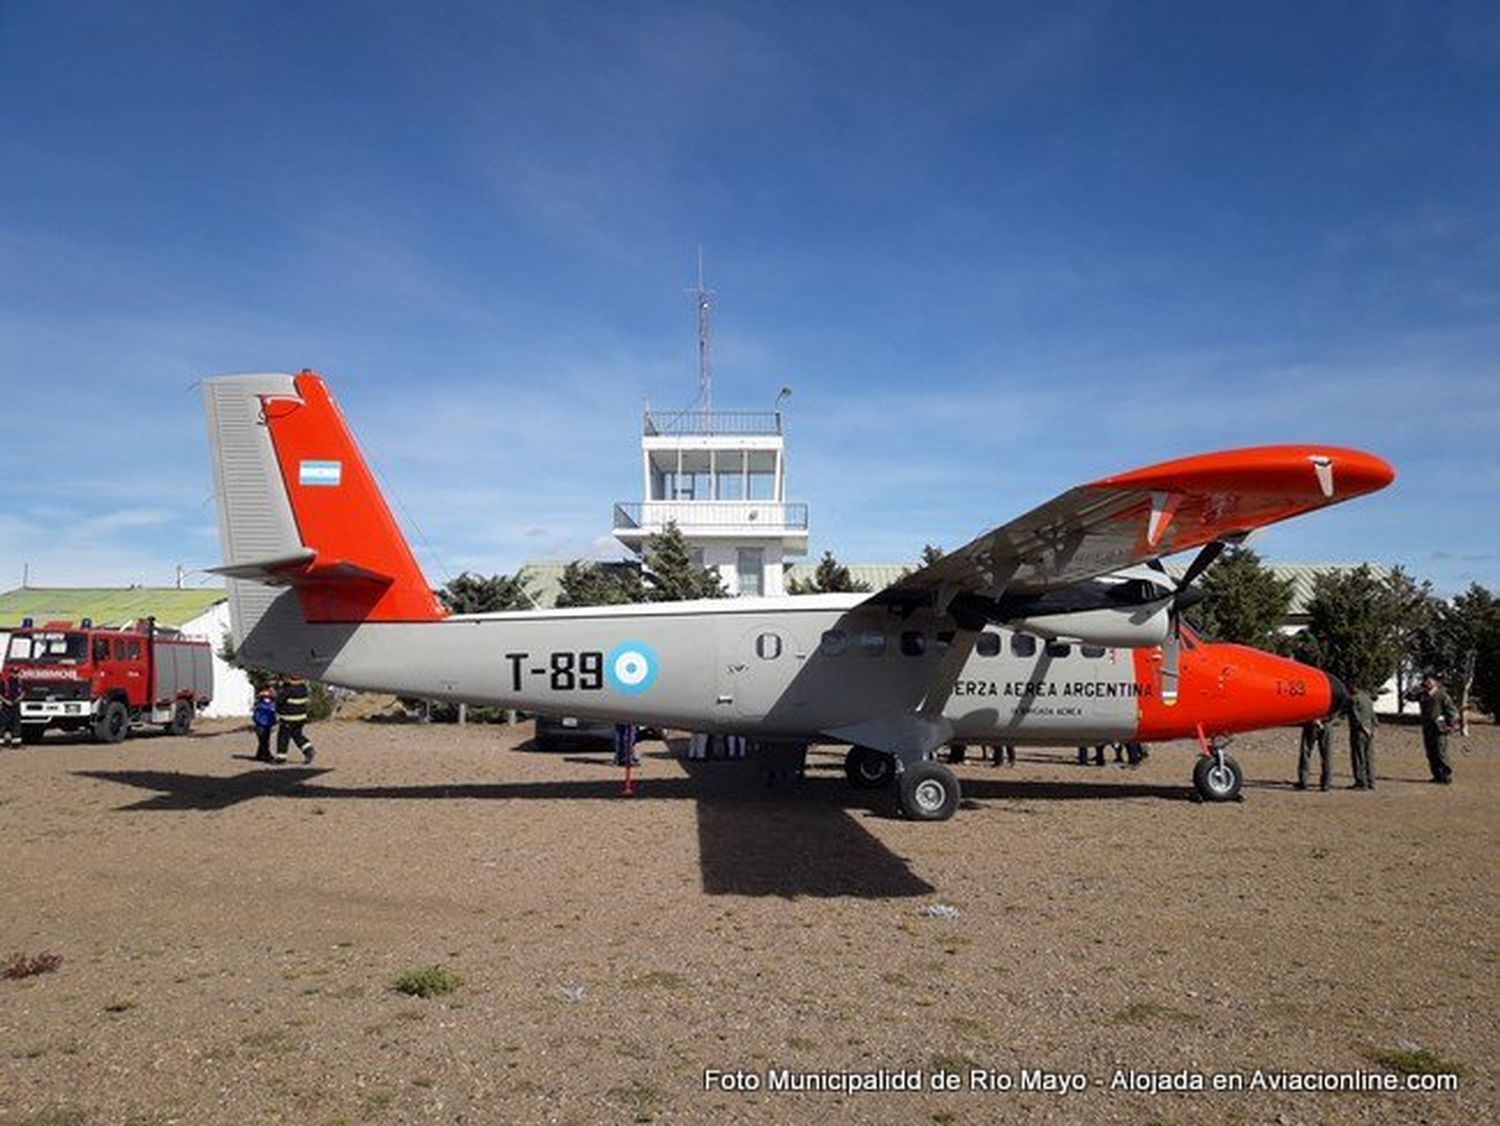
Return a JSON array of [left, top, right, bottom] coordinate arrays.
[[204, 371, 1395, 821]]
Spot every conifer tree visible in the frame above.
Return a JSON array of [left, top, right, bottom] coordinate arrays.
[[438, 570, 535, 613], [1185, 547, 1293, 650], [555, 560, 646, 607], [788, 550, 870, 593], [643, 521, 727, 601]]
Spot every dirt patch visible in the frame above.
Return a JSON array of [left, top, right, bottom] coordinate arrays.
[[1, 718, 1494, 1123]]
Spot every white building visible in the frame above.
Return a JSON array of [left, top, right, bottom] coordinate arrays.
[[611, 407, 808, 596]]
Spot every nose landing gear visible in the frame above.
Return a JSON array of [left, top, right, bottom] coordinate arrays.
[[1192, 725, 1244, 802]]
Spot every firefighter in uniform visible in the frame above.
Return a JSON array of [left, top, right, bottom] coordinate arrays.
[[1347, 685, 1377, 790], [275, 675, 316, 763], [1411, 673, 1458, 784], [1, 666, 21, 747]]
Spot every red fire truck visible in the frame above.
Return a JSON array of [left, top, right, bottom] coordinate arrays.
[[3, 618, 213, 744]]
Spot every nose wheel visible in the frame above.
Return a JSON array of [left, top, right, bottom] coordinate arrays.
[[1192, 751, 1244, 802]]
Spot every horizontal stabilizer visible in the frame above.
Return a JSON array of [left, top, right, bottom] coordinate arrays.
[[208, 551, 394, 587], [208, 550, 317, 582]]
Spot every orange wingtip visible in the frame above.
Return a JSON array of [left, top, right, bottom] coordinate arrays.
[[1091, 446, 1395, 500]]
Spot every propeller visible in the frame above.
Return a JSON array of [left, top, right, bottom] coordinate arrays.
[[1155, 540, 1229, 704]]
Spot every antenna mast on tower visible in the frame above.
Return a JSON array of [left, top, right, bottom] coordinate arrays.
[[693, 246, 713, 413]]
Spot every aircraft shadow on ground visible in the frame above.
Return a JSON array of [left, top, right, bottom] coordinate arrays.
[[675, 756, 935, 900], [75, 754, 1187, 898], [74, 768, 332, 811]]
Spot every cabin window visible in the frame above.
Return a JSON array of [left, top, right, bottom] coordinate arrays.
[[755, 632, 782, 660], [976, 632, 1000, 657], [1081, 644, 1106, 659], [900, 631, 925, 657], [113, 639, 129, 660], [820, 629, 847, 656], [93, 638, 110, 662], [1010, 634, 1037, 658], [1046, 641, 1072, 658], [858, 630, 886, 657]]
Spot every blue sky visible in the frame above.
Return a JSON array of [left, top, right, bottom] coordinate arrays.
[[2, 1, 1497, 595]]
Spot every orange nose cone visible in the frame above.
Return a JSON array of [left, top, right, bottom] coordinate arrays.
[[1135, 643, 1345, 741]]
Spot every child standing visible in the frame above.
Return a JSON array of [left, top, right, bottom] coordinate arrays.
[[251, 688, 278, 762]]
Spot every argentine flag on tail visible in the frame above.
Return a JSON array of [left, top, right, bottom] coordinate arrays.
[[299, 459, 342, 487]]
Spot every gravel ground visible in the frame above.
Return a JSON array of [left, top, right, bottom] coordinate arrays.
[[1, 716, 1494, 1125]]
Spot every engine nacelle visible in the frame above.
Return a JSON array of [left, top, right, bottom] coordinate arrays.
[[1005, 602, 1173, 648]]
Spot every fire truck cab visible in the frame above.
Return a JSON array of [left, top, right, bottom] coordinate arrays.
[[4, 618, 213, 744]]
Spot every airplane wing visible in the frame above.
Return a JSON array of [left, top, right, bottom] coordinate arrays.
[[883, 445, 1395, 600]]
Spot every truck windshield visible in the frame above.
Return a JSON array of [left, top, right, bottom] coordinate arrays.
[[6, 632, 90, 665]]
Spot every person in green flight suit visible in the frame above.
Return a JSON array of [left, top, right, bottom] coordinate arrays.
[[274, 675, 317, 764], [1296, 717, 1332, 791], [1410, 673, 1458, 784], [1347, 685, 1377, 790]]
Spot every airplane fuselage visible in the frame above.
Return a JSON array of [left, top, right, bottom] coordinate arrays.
[[245, 590, 1336, 747]]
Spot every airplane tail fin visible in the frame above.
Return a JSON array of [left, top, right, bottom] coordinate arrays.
[[203, 371, 446, 652]]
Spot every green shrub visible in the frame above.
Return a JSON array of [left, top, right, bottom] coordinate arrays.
[[393, 965, 462, 998]]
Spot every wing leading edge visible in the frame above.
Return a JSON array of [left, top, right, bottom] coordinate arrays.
[[885, 445, 1395, 601]]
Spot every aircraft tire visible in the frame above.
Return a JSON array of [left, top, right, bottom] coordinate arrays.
[[897, 760, 961, 821], [845, 746, 895, 789], [1192, 753, 1243, 802], [94, 700, 129, 744]]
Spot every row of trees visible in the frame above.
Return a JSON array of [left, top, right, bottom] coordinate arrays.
[[438, 521, 728, 614], [1187, 548, 1497, 719]]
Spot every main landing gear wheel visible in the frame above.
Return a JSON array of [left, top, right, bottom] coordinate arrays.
[[897, 760, 961, 822], [1193, 753, 1244, 802], [845, 745, 895, 789]]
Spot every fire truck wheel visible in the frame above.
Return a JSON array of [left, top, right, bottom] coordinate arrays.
[[20, 726, 44, 745], [166, 700, 193, 736], [94, 700, 129, 744]]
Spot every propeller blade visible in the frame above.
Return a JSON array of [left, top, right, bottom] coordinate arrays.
[[1178, 539, 1227, 590], [1172, 585, 1208, 614]]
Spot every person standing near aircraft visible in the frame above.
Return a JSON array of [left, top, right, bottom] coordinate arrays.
[[1347, 685, 1377, 790], [1296, 717, 1333, 791], [613, 721, 639, 767], [275, 675, 316, 764], [0, 665, 21, 747], [1411, 673, 1458, 784], [251, 687, 278, 763]]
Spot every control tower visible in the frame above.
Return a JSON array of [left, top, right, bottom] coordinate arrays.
[[611, 262, 808, 595], [611, 408, 809, 595]]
